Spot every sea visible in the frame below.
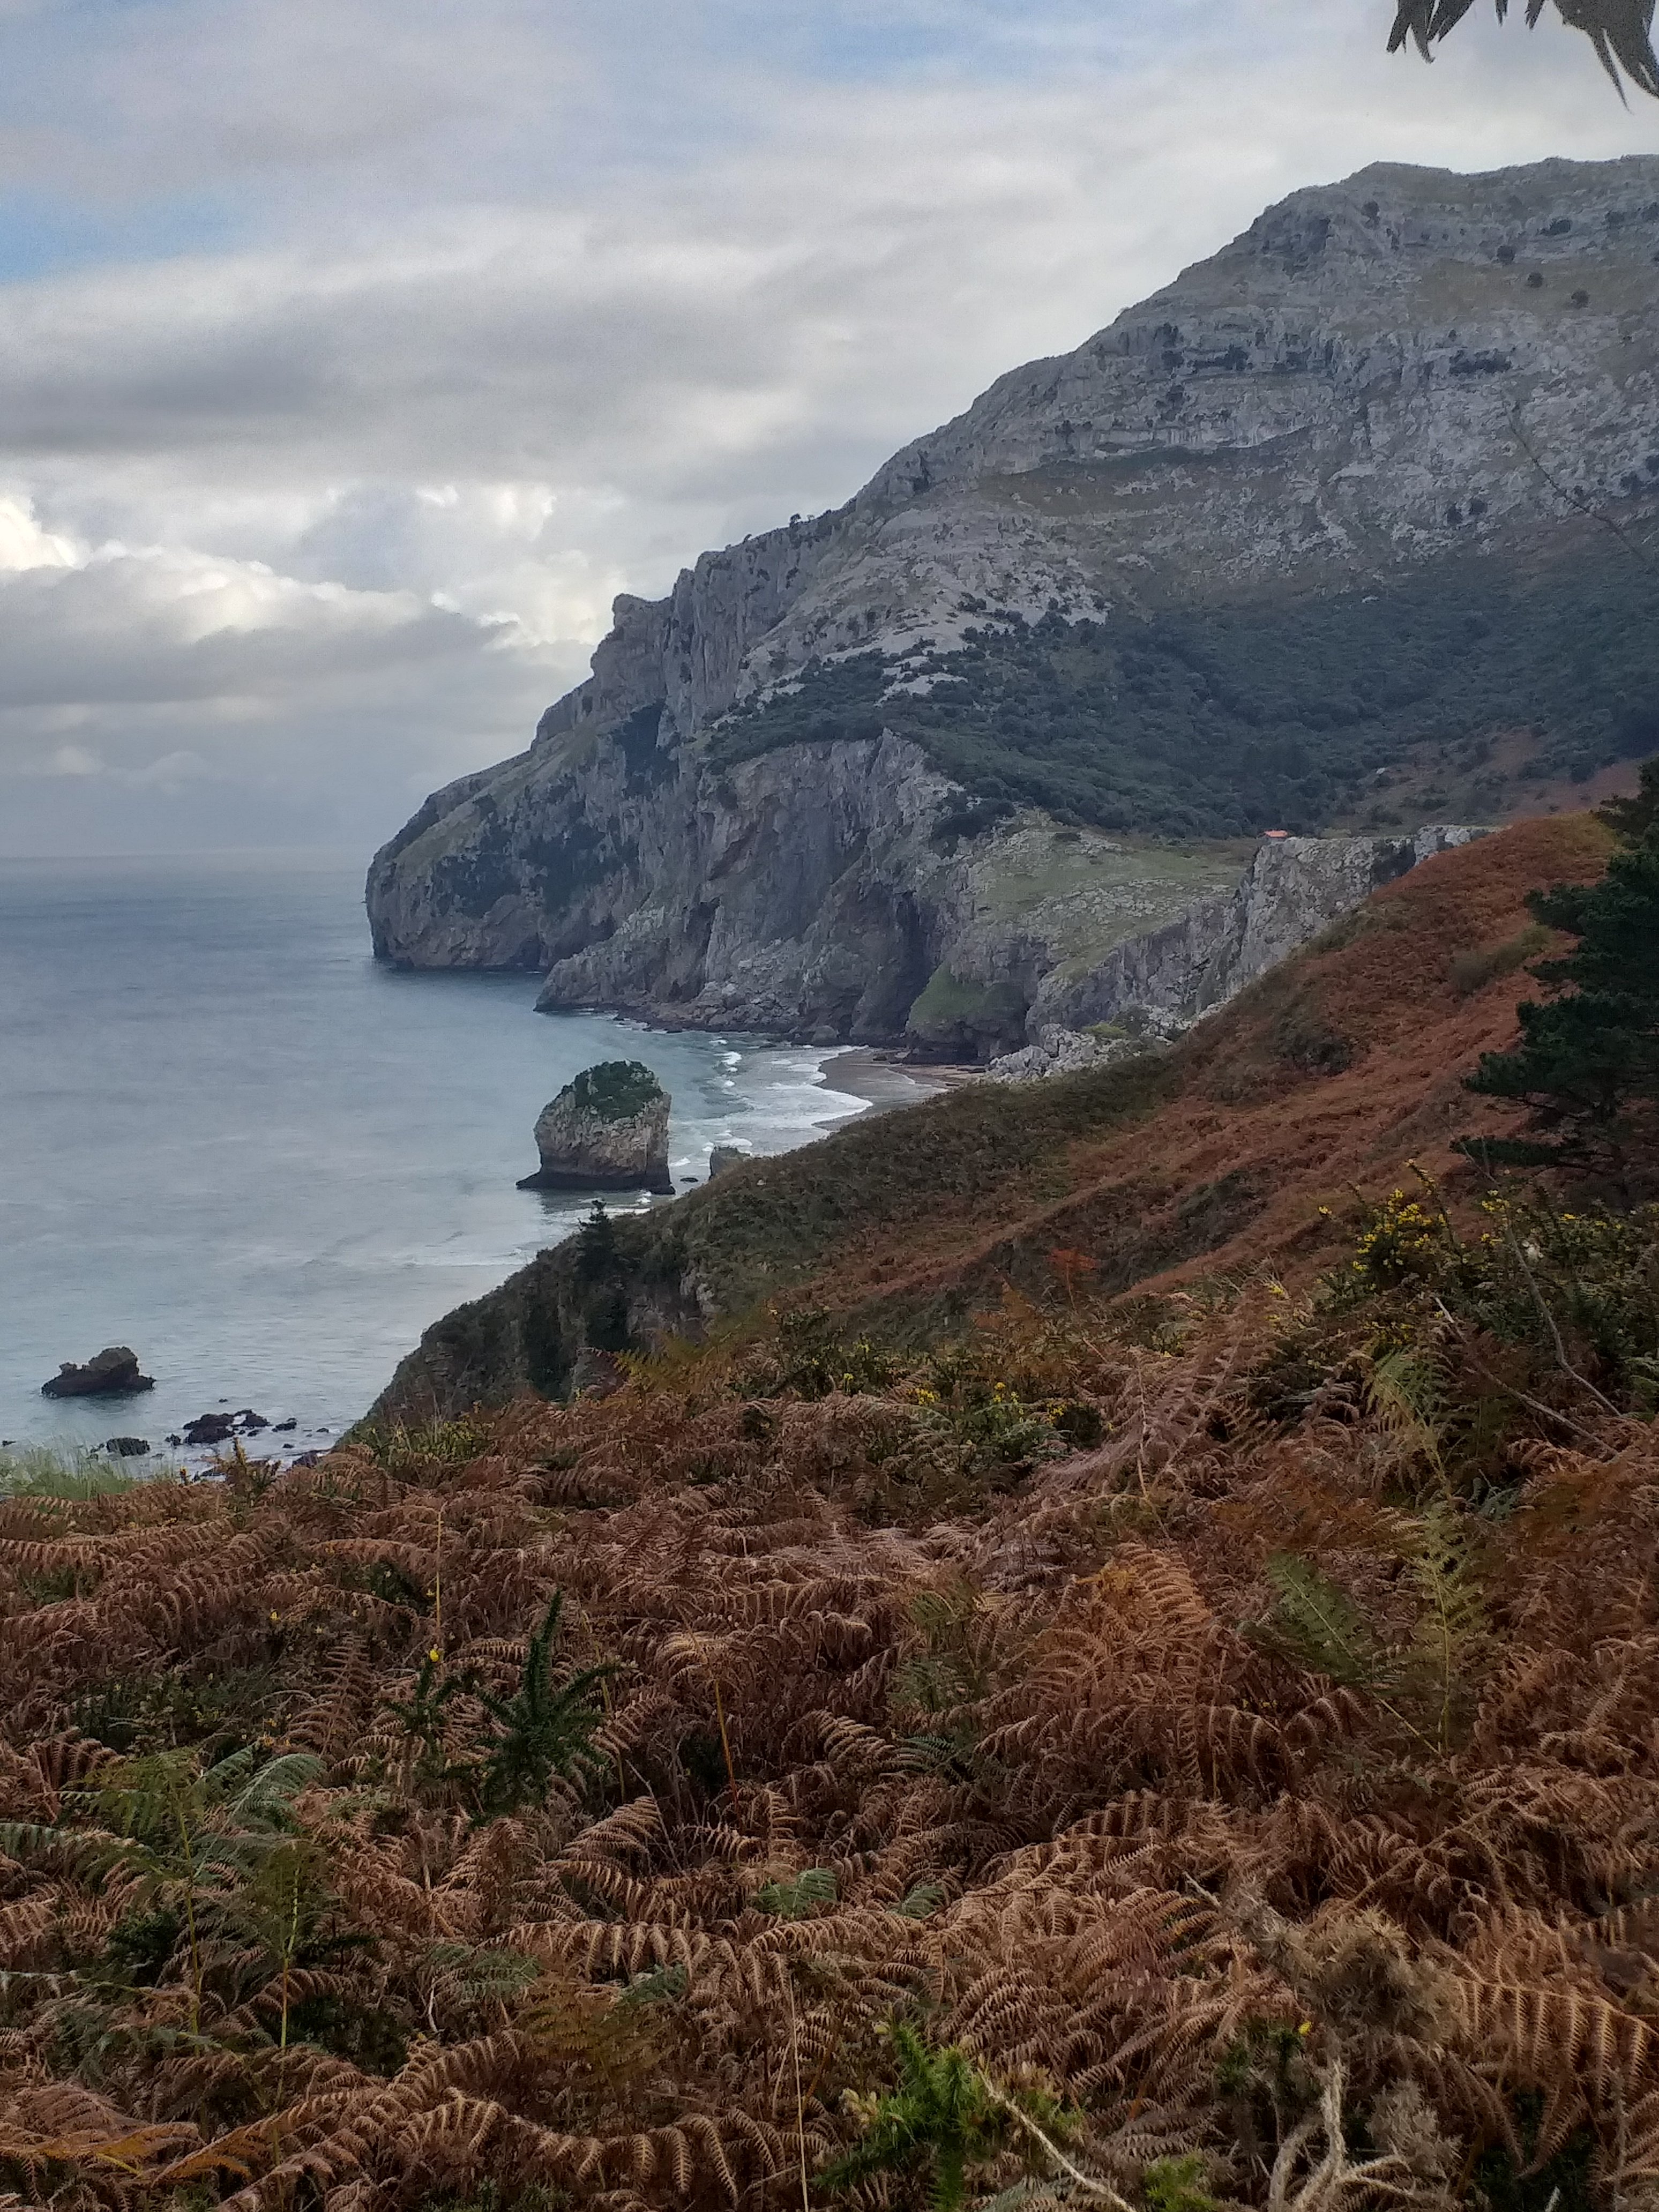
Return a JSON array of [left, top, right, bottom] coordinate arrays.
[[0, 851, 877, 1458]]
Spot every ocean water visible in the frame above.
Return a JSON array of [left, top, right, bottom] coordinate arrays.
[[0, 852, 871, 1455]]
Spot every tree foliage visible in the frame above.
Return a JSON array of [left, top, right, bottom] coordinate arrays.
[[708, 534, 1659, 839], [1389, 0, 1659, 99], [1461, 760, 1659, 1180]]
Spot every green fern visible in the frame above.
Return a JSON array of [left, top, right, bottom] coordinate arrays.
[[473, 1593, 612, 1820], [754, 1865, 838, 1918], [4, 1746, 322, 2035], [1400, 1500, 1488, 1749], [1251, 1555, 1388, 1688], [1369, 1345, 1447, 1479]]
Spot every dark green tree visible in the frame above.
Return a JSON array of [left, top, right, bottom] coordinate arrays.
[[1600, 752, 1659, 846], [1460, 762, 1659, 1183]]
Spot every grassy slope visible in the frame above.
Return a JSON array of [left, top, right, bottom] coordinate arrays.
[[372, 812, 1612, 1423]]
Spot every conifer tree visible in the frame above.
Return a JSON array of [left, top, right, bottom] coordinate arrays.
[[1460, 760, 1659, 1183]]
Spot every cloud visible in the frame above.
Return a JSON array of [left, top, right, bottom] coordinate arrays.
[[0, 490, 565, 850], [0, 0, 1652, 851]]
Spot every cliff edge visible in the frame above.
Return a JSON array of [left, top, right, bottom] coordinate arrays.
[[368, 156, 1659, 1048]]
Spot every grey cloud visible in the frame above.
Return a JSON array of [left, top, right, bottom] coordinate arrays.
[[0, 555, 497, 708], [0, 0, 1651, 853]]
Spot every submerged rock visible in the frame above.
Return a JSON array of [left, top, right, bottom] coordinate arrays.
[[41, 1347, 155, 1399], [518, 1061, 673, 1194], [178, 1409, 267, 1447]]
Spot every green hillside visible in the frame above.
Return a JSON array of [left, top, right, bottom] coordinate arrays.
[[708, 514, 1659, 836]]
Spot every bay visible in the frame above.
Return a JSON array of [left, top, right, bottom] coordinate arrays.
[[0, 851, 872, 1454]]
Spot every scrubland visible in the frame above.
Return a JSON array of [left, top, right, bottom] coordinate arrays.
[[5, 815, 1659, 2212]]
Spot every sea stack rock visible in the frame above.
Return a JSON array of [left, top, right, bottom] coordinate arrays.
[[519, 1061, 673, 1194], [41, 1347, 155, 1399], [707, 1145, 749, 1179]]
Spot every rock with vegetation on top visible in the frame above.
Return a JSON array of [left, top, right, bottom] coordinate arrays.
[[519, 1061, 673, 1193], [708, 1144, 749, 1178], [40, 1347, 154, 1399]]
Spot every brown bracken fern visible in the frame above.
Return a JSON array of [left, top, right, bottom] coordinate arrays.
[[4, 1207, 1659, 2208]]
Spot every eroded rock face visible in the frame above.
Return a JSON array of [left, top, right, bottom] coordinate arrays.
[[41, 1347, 154, 1399], [519, 1062, 673, 1194], [987, 1026, 1157, 1082], [1046, 828, 1485, 1034], [367, 156, 1659, 1042]]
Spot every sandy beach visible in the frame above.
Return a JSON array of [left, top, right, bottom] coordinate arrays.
[[814, 1047, 972, 1116]]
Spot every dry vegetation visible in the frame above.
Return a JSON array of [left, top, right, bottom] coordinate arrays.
[[377, 814, 1616, 1423], [6, 1174, 1659, 2212], [8, 812, 1659, 2212]]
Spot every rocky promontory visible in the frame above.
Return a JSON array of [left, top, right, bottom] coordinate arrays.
[[368, 155, 1659, 1050], [518, 1062, 674, 1194]]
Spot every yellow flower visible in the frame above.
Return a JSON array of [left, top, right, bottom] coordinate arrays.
[[428, 1647, 442, 1663], [269, 1610, 281, 1623]]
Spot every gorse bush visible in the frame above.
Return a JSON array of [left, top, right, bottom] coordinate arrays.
[[1328, 1179, 1659, 1410]]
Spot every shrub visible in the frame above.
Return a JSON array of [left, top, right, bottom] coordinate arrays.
[[1448, 922, 1550, 998]]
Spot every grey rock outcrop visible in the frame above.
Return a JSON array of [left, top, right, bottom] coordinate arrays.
[[708, 1145, 749, 1178], [41, 1347, 154, 1399], [986, 1025, 1163, 1082], [519, 1061, 673, 1193], [368, 156, 1659, 1043], [1045, 827, 1485, 1035]]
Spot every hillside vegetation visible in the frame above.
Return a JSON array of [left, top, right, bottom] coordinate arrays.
[[7, 804, 1659, 2209], [373, 812, 1613, 1420], [708, 521, 1659, 838]]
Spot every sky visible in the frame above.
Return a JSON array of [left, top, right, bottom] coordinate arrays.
[[0, 0, 1654, 856]]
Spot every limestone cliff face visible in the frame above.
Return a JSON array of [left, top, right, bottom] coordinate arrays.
[[367, 719, 1245, 1050], [1045, 828, 1486, 1033], [368, 154, 1659, 1043]]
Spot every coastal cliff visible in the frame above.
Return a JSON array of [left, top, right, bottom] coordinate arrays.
[[364, 814, 1607, 1423], [368, 155, 1659, 1045]]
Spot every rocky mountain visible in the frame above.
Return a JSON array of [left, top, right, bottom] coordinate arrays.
[[367, 155, 1659, 1051]]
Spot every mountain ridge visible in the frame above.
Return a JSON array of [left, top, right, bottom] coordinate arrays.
[[367, 154, 1659, 1048]]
